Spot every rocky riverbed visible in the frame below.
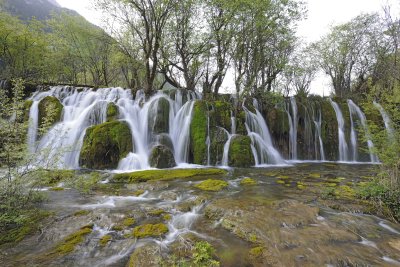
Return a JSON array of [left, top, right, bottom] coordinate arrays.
[[1, 163, 400, 267]]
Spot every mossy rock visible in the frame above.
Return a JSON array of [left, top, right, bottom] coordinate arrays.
[[111, 168, 227, 183], [149, 97, 170, 134], [190, 101, 208, 165], [38, 96, 63, 130], [79, 121, 133, 169], [99, 234, 112, 247], [46, 225, 93, 257], [228, 135, 255, 167], [23, 100, 33, 122], [240, 177, 257, 186], [149, 145, 176, 169], [132, 223, 168, 238], [209, 126, 228, 165], [195, 179, 228, 191], [106, 102, 119, 122]]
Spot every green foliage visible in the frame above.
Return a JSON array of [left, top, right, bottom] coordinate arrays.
[[111, 168, 227, 183], [228, 135, 255, 167], [192, 241, 220, 266], [38, 96, 63, 135], [190, 101, 208, 164]]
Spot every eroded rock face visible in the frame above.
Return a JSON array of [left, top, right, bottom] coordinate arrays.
[[149, 145, 176, 169], [79, 121, 133, 169]]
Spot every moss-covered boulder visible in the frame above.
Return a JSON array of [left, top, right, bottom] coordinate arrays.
[[38, 96, 63, 129], [106, 102, 119, 122], [79, 121, 133, 169], [228, 135, 255, 167], [194, 179, 228, 191], [210, 127, 228, 165], [190, 101, 208, 165], [149, 97, 170, 134], [149, 145, 176, 169]]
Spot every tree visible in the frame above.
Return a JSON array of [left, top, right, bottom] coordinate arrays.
[[313, 13, 381, 97], [97, 0, 177, 95], [159, 0, 209, 91]]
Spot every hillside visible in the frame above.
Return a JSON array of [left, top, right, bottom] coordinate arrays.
[[0, 0, 78, 21]]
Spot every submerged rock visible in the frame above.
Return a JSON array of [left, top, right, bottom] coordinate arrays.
[[79, 121, 133, 169], [149, 145, 176, 169]]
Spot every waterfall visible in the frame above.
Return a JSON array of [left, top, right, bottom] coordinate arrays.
[[286, 97, 298, 160], [347, 100, 379, 163], [373, 101, 395, 139], [329, 99, 349, 161], [244, 105, 285, 165], [313, 110, 326, 161], [220, 113, 237, 167]]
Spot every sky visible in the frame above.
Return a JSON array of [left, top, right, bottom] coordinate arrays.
[[56, 0, 400, 95]]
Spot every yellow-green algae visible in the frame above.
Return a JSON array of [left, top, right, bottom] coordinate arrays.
[[240, 177, 257, 185], [112, 168, 227, 183], [195, 179, 229, 191], [249, 246, 264, 258], [122, 218, 136, 227], [132, 190, 145, 196], [46, 225, 93, 257], [99, 235, 112, 247], [132, 223, 168, 238], [163, 214, 172, 221], [73, 210, 90, 217], [148, 209, 165, 216], [49, 187, 64, 191]]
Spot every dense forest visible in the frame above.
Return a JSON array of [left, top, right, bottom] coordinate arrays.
[[1, 0, 400, 266]]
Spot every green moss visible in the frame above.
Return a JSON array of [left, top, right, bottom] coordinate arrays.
[[228, 135, 255, 167], [80, 121, 133, 169], [99, 234, 112, 247], [0, 210, 50, 246], [240, 177, 257, 186], [148, 209, 165, 216], [277, 175, 290, 179], [73, 210, 90, 217], [276, 179, 286, 184], [249, 246, 264, 258], [40, 170, 75, 186], [111, 168, 227, 183], [123, 218, 136, 227], [132, 190, 145, 196], [106, 102, 119, 122], [309, 173, 321, 179], [132, 223, 168, 238], [297, 182, 306, 190], [23, 100, 33, 121], [49, 187, 64, 191], [38, 96, 63, 130], [190, 101, 208, 165], [195, 179, 228, 191], [111, 225, 124, 231], [334, 185, 356, 199], [163, 214, 172, 221], [47, 225, 93, 257]]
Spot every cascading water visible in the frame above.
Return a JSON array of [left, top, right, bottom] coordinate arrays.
[[329, 99, 349, 161], [313, 109, 326, 161], [244, 103, 285, 165], [221, 113, 237, 167], [347, 100, 379, 163], [286, 97, 298, 160], [373, 101, 395, 139]]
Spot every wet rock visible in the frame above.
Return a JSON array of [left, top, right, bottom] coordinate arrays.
[[127, 243, 162, 267], [159, 191, 178, 201], [149, 97, 170, 134], [156, 134, 174, 152], [79, 121, 133, 169], [149, 145, 176, 169]]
